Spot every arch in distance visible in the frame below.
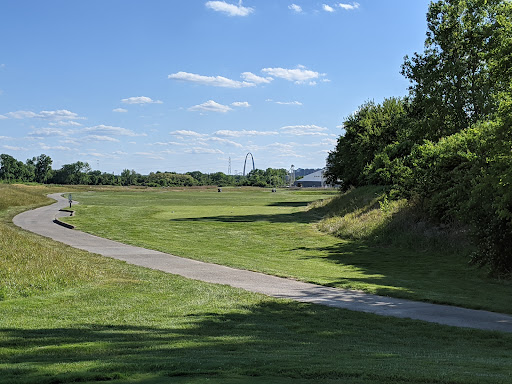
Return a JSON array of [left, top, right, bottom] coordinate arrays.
[[243, 153, 255, 176]]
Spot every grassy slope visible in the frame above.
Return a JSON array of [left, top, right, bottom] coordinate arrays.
[[2, 184, 512, 384], [65, 187, 512, 313]]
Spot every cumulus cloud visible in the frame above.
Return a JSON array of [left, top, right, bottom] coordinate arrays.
[[169, 71, 255, 88], [188, 100, 233, 113], [303, 138, 338, 146], [337, 2, 360, 10], [241, 72, 273, 84], [3, 145, 27, 151], [48, 120, 82, 127], [113, 108, 128, 113], [205, 1, 254, 16], [280, 124, 329, 136], [231, 101, 250, 108], [186, 147, 224, 154], [5, 111, 38, 119], [215, 129, 278, 137], [85, 135, 120, 142], [135, 152, 165, 160], [5, 109, 83, 121], [39, 144, 71, 151], [289, 4, 302, 13], [121, 96, 163, 105], [28, 128, 69, 137], [82, 125, 145, 137], [170, 130, 207, 137], [322, 4, 335, 12], [275, 100, 303, 106], [208, 137, 243, 148], [261, 66, 326, 84]]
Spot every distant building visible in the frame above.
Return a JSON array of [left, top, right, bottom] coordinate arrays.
[[294, 169, 331, 188]]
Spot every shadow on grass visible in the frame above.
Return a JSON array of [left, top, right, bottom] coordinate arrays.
[[168, 199, 337, 224], [2, 300, 504, 384], [266, 202, 310, 207]]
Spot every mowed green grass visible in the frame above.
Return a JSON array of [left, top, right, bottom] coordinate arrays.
[[3, 184, 512, 384], [66, 187, 512, 314]]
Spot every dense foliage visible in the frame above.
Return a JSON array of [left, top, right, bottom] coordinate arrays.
[[0, 154, 289, 188], [326, 0, 512, 276]]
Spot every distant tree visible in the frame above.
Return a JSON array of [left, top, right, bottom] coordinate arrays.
[[121, 169, 140, 186], [52, 161, 91, 184], [27, 154, 53, 183], [0, 154, 33, 182]]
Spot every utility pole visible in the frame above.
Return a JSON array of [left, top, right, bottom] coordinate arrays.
[[228, 157, 231, 175]]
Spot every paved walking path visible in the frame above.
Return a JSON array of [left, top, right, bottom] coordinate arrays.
[[13, 193, 512, 333]]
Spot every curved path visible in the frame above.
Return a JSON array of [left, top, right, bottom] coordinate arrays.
[[13, 193, 512, 333]]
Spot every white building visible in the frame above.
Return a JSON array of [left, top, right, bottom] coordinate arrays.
[[294, 169, 329, 188]]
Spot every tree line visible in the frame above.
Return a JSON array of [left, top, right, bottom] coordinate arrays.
[[325, 0, 512, 276], [0, 153, 289, 188]]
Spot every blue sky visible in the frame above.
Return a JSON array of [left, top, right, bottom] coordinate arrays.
[[0, 0, 431, 174]]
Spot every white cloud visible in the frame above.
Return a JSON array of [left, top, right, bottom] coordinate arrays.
[[40, 144, 71, 151], [323, 4, 335, 12], [215, 129, 278, 137], [5, 109, 83, 121], [337, 2, 360, 10], [169, 71, 255, 88], [281, 125, 329, 136], [0, 115, 7, 119], [84, 135, 120, 142], [82, 152, 120, 159], [208, 137, 243, 148], [205, 1, 254, 17], [121, 96, 162, 105], [28, 128, 69, 137], [188, 100, 233, 113], [170, 130, 207, 137], [48, 120, 82, 127], [113, 150, 128, 155], [6, 110, 39, 119], [289, 4, 302, 13], [231, 101, 250, 108], [275, 101, 303, 106], [303, 138, 338, 147], [186, 147, 224, 154], [82, 125, 145, 137], [261, 66, 326, 84], [2, 145, 26, 151], [135, 152, 165, 160], [241, 72, 273, 84], [39, 110, 83, 120], [113, 108, 128, 113]]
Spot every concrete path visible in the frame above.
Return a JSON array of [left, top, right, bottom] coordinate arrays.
[[13, 193, 512, 333]]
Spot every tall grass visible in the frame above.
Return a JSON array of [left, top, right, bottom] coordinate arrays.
[[316, 186, 472, 256], [0, 184, 131, 300]]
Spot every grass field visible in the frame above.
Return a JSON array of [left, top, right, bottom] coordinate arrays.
[[65, 186, 512, 314], [2, 184, 512, 384]]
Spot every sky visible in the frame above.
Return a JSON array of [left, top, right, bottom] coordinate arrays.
[[0, 0, 432, 175]]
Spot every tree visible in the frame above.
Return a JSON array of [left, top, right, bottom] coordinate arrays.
[[325, 98, 408, 189], [52, 161, 91, 184], [401, 0, 508, 141], [28, 154, 53, 183], [0, 154, 33, 182]]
